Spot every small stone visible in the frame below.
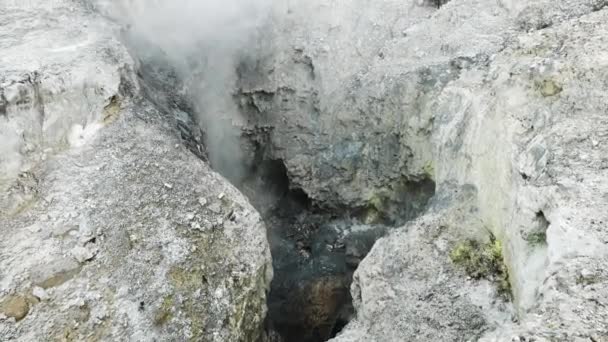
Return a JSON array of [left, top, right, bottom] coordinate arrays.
[[71, 246, 98, 263], [198, 197, 208, 207], [580, 269, 594, 279], [32, 287, 49, 301], [93, 308, 108, 324], [0, 295, 30, 321], [208, 203, 222, 214], [218, 193, 225, 200], [78, 220, 95, 244], [185, 212, 195, 221], [26, 223, 42, 233], [164, 183, 173, 189]]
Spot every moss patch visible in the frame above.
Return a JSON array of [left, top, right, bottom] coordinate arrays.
[[162, 235, 221, 341], [362, 193, 388, 224], [422, 161, 435, 180], [524, 211, 549, 246], [168, 267, 205, 290], [537, 79, 562, 97], [524, 231, 546, 246], [153, 295, 174, 326], [450, 235, 512, 299], [102, 95, 121, 124]]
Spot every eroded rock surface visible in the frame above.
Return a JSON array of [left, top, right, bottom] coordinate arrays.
[[0, 1, 271, 341]]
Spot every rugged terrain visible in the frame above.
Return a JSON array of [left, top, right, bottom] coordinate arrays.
[[1, 0, 608, 341]]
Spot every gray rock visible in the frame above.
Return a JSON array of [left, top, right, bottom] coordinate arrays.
[[330, 191, 515, 341], [0, 1, 272, 341], [239, 0, 608, 340], [29, 258, 82, 290], [70, 245, 98, 263], [3, 0, 608, 341]]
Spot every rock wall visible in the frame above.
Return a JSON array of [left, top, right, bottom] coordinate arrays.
[[236, 0, 608, 340]]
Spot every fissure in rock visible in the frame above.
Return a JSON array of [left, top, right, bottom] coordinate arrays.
[[233, 142, 435, 342], [132, 47, 435, 342]]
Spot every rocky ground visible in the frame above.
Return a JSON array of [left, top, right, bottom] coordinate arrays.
[[1, 0, 608, 341]]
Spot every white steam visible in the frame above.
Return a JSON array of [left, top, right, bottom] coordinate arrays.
[[101, 0, 274, 183]]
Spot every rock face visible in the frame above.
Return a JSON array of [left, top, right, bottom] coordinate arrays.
[[0, 1, 271, 341], [331, 189, 515, 342], [237, 0, 442, 216], [234, 0, 608, 341]]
